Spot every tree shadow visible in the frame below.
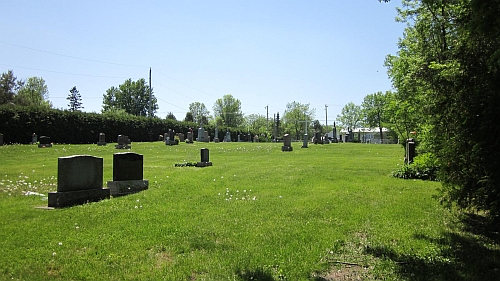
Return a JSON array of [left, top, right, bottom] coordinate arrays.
[[365, 213, 500, 280]]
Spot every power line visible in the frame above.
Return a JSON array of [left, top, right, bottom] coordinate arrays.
[[0, 63, 134, 79]]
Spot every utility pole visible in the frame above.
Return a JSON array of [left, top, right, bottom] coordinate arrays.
[[325, 104, 328, 131], [265, 105, 269, 135], [149, 67, 152, 118]]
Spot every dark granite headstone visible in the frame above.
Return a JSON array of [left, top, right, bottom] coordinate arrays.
[[38, 136, 52, 148], [113, 152, 143, 181], [0, 133, 3, 146], [98, 133, 106, 146], [281, 134, 293, 151], [196, 148, 212, 167]]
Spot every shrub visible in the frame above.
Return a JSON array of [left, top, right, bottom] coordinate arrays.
[[392, 152, 439, 181]]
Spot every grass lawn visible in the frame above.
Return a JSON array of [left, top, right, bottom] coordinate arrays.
[[0, 141, 498, 280]]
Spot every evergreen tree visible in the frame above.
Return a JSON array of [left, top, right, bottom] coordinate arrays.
[[67, 86, 83, 112]]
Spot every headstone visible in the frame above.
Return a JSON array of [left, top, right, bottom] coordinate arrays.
[[332, 122, 338, 143], [214, 128, 219, 143], [31, 133, 37, 144], [197, 127, 204, 142], [254, 135, 259, 142], [158, 134, 164, 141], [238, 134, 242, 142], [405, 139, 416, 164], [323, 134, 330, 144], [108, 152, 148, 196], [178, 133, 185, 142], [166, 129, 178, 145], [0, 133, 3, 146], [186, 132, 194, 143], [38, 136, 52, 148], [204, 131, 209, 142], [196, 148, 212, 167], [224, 129, 231, 142], [302, 134, 308, 148], [314, 132, 321, 144], [98, 133, 107, 146], [281, 134, 293, 151], [48, 155, 109, 208], [115, 135, 131, 149]]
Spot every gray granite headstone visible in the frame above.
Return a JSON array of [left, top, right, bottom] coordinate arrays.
[[31, 133, 37, 144], [302, 134, 308, 148], [98, 133, 106, 146], [281, 134, 293, 151], [186, 132, 193, 143]]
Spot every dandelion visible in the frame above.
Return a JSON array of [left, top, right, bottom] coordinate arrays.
[[52, 252, 57, 256], [236, 190, 239, 193], [134, 206, 138, 209], [218, 193, 221, 196], [75, 226, 79, 230], [243, 190, 246, 193], [252, 196, 256, 200], [58, 242, 62, 246]]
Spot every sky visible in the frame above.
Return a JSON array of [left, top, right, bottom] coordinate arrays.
[[1, 0, 404, 124]]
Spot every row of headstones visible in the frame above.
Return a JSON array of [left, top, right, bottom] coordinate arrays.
[[48, 152, 148, 208]]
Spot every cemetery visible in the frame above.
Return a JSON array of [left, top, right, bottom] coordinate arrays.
[[0, 140, 497, 280]]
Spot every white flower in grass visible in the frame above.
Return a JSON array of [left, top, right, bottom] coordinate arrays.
[[252, 196, 256, 200], [52, 252, 56, 256], [221, 176, 224, 179], [134, 206, 138, 209], [213, 179, 216, 181], [58, 242, 62, 246]]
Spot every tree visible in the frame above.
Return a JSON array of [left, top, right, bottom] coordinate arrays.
[[213, 94, 243, 128], [312, 120, 323, 134], [67, 86, 83, 111], [184, 111, 194, 122], [0, 70, 24, 105], [166, 112, 177, 120], [386, 0, 500, 218], [362, 91, 388, 142], [283, 101, 315, 140], [188, 102, 210, 126], [243, 114, 268, 134], [337, 102, 363, 130], [102, 78, 158, 116], [16, 77, 51, 108]]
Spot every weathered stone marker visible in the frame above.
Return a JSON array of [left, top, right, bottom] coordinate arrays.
[[196, 148, 212, 167], [31, 133, 37, 144], [48, 155, 109, 208], [406, 138, 416, 164], [38, 136, 52, 148], [186, 132, 194, 143], [302, 134, 308, 148], [281, 134, 293, 151], [107, 152, 148, 196], [115, 135, 131, 149], [97, 133, 106, 146]]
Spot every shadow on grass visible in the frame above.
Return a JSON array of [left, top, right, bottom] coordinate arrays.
[[235, 268, 276, 281], [365, 213, 500, 281]]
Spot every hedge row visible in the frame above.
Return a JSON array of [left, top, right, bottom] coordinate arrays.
[[0, 106, 257, 144]]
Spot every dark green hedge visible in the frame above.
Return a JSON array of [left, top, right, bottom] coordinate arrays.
[[0, 105, 260, 144]]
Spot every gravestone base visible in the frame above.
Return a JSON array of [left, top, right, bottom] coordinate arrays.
[[108, 180, 149, 196], [323, 139, 330, 144], [115, 144, 131, 149], [38, 143, 52, 148], [196, 161, 212, 167], [331, 138, 338, 143], [166, 139, 179, 146], [185, 139, 193, 144], [97, 142, 107, 146], [214, 138, 219, 143], [48, 189, 110, 208], [281, 145, 293, 152]]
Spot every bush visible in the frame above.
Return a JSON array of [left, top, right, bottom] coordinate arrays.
[[392, 153, 439, 181]]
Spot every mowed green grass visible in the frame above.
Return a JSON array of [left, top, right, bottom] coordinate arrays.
[[0, 142, 498, 280]]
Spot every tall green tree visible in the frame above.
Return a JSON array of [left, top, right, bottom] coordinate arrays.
[[386, 0, 500, 217], [102, 78, 158, 117], [183, 111, 194, 122], [362, 91, 389, 142], [0, 70, 24, 105], [213, 94, 243, 128], [283, 101, 315, 140], [16, 77, 51, 108], [188, 102, 210, 126], [67, 86, 83, 112], [337, 102, 363, 130], [243, 114, 268, 134]]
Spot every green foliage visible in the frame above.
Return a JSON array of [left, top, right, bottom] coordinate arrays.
[[0, 105, 195, 144], [0, 70, 23, 105], [102, 78, 158, 117], [392, 152, 439, 181], [188, 102, 210, 126], [283, 101, 315, 140], [336, 102, 362, 130], [212, 94, 243, 128], [67, 86, 83, 112], [386, 0, 500, 217], [16, 77, 51, 108]]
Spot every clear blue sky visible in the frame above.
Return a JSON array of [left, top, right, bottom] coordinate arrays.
[[1, 0, 404, 124]]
